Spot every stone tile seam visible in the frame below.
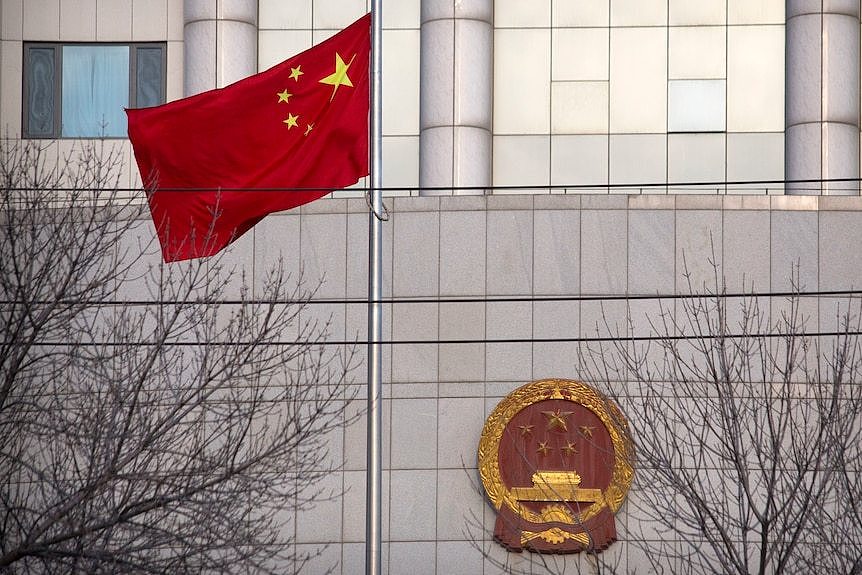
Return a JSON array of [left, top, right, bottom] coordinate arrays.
[[183, 18, 256, 26], [420, 17, 493, 26], [294, 196, 862, 215]]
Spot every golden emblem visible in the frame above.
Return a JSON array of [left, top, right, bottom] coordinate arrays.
[[477, 378, 635, 553]]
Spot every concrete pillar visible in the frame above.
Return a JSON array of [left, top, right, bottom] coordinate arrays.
[[183, 0, 258, 97], [419, 0, 493, 195], [786, 0, 860, 194]]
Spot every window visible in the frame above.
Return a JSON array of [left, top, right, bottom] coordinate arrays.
[[667, 79, 726, 133], [24, 43, 166, 138]]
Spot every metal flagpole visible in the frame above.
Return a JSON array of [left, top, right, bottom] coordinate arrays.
[[366, 2, 383, 575]]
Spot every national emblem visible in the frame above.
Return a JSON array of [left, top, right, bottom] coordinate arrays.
[[477, 378, 635, 554]]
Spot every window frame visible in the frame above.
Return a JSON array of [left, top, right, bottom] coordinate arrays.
[[23, 42, 167, 139]]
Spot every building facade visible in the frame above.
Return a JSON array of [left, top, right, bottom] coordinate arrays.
[[5, 0, 860, 196], [2, 1, 862, 574]]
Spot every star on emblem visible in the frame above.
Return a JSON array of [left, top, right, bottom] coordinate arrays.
[[289, 66, 304, 81], [276, 89, 292, 103], [542, 409, 573, 431], [579, 425, 595, 438], [536, 441, 551, 456], [282, 113, 299, 129], [561, 441, 578, 456], [518, 424, 534, 436], [319, 52, 356, 101]]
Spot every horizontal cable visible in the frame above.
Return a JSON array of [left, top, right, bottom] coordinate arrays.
[[6, 330, 861, 347], [1, 289, 860, 307], [4, 176, 862, 194]]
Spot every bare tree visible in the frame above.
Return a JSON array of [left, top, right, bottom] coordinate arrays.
[[581, 266, 862, 574], [466, 261, 862, 575], [0, 140, 358, 573]]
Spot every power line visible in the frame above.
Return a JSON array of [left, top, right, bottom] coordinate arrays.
[[2, 288, 861, 308], [7, 330, 862, 347], [5, 176, 862, 194]]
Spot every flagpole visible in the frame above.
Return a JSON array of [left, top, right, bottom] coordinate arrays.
[[366, 2, 383, 575]]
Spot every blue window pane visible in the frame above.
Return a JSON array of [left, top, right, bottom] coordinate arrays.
[[62, 45, 129, 137], [27, 47, 55, 137], [136, 47, 163, 108]]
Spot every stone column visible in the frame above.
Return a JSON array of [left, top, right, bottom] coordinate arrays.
[[183, 0, 258, 97], [786, 1, 860, 194], [419, 0, 493, 196]]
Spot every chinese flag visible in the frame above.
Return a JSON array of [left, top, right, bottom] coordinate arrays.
[[127, 13, 370, 262]]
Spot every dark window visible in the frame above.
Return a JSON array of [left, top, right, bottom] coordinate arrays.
[[23, 43, 166, 138]]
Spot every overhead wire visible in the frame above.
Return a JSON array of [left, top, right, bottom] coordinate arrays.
[[4, 175, 862, 194], [5, 329, 862, 347], [2, 288, 861, 307], [5, 176, 862, 345], [5, 288, 862, 346]]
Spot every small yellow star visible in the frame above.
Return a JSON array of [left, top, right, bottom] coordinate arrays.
[[561, 441, 578, 456], [542, 410, 573, 432], [319, 52, 356, 101], [579, 425, 595, 438], [289, 66, 304, 81], [304, 123, 314, 136], [536, 441, 551, 456], [518, 424, 534, 437], [277, 89, 292, 103], [282, 113, 299, 129]]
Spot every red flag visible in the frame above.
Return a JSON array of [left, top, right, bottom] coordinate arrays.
[[127, 13, 370, 262]]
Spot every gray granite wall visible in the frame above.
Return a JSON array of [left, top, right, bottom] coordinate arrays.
[[116, 193, 862, 573]]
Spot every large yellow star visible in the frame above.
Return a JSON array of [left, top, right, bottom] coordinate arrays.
[[542, 409, 573, 432], [289, 66, 304, 81], [277, 89, 292, 103], [282, 113, 299, 129], [319, 52, 356, 101]]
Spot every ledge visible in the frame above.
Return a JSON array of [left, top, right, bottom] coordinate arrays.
[[307, 193, 862, 214]]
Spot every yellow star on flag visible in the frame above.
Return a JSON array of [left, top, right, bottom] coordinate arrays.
[[319, 52, 356, 101], [283, 113, 299, 129], [277, 89, 292, 103], [304, 123, 314, 136], [289, 66, 303, 81]]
